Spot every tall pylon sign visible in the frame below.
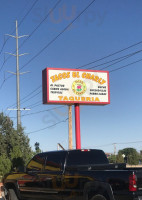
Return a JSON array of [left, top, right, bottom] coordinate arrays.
[[42, 68, 110, 149]]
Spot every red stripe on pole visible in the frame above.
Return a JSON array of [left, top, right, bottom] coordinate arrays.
[[75, 104, 81, 149]]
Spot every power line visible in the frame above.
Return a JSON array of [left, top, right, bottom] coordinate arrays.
[[19, 0, 62, 49], [20, 101, 42, 117], [21, 85, 41, 103], [20, 0, 97, 71], [118, 141, 142, 145], [2, 48, 142, 114], [0, 80, 5, 90], [86, 49, 142, 70], [99, 50, 142, 71], [0, 0, 61, 74], [4, 48, 142, 113], [10, 49, 142, 103], [3, 49, 139, 112], [24, 100, 41, 109], [29, 103, 41, 109], [0, 0, 97, 90], [18, 0, 39, 28], [84, 141, 142, 149], [27, 117, 68, 135], [109, 57, 142, 73], [77, 41, 142, 69], [10, 105, 65, 118], [0, 0, 39, 59], [20, 90, 42, 105], [5, 85, 42, 112], [1, 42, 142, 92]]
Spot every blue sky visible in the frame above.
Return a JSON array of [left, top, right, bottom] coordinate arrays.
[[1, 0, 142, 154]]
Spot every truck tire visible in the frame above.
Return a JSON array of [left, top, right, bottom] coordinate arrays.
[[91, 194, 107, 200], [7, 189, 19, 200]]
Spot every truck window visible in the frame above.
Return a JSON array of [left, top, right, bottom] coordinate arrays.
[[27, 154, 45, 172], [44, 151, 66, 172], [66, 150, 109, 166]]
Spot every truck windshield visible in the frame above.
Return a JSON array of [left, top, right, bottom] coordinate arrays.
[[66, 150, 109, 166]]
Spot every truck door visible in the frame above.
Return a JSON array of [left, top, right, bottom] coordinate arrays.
[[18, 151, 66, 200], [39, 151, 67, 200], [18, 154, 45, 199], [63, 151, 84, 200]]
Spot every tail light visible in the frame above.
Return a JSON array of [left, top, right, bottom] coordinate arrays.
[[81, 149, 90, 152], [129, 174, 137, 192]]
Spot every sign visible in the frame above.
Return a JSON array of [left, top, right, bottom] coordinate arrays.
[[42, 68, 110, 105]]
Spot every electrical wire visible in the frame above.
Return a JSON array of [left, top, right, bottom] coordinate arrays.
[[21, 86, 41, 103], [3, 47, 142, 115], [0, 0, 142, 92], [4, 85, 42, 113], [4, 48, 142, 114], [1, 43, 142, 93], [0, 0, 39, 59], [18, 0, 39, 28], [0, 80, 5, 90], [10, 105, 65, 118], [24, 100, 41, 109], [0, 0, 61, 74], [27, 117, 68, 135], [20, 90, 42, 104], [0, 0, 97, 90], [84, 141, 142, 149], [20, 101, 42, 117], [109, 58, 142, 73], [77, 41, 142, 69], [86, 49, 142, 70], [98, 51, 142, 71], [19, 0, 62, 49], [0, 0, 97, 106], [20, 0, 97, 71]]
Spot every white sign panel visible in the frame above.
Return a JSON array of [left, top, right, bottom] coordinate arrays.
[[42, 68, 110, 105]]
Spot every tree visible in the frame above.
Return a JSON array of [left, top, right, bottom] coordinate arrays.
[[108, 155, 116, 163], [0, 154, 11, 176], [118, 148, 139, 165], [116, 152, 124, 163], [35, 142, 41, 154], [0, 112, 33, 175]]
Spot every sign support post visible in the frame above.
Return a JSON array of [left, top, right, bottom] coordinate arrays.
[[68, 105, 73, 149], [75, 104, 81, 149]]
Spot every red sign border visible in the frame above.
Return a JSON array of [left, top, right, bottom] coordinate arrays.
[[42, 68, 110, 105]]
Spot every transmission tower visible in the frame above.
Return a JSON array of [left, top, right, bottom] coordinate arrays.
[[6, 20, 28, 130]]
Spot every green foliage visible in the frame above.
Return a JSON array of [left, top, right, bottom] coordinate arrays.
[[108, 154, 124, 164], [34, 142, 41, 154], [0, 154, 11, 176], [108, 155, 116, 163], [0, 112, 33, 176], [118, 148, 139, 165], [116, 152, 124, 163]]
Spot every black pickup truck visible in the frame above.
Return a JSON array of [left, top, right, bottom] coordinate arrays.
[[3, 149, 142, 200]]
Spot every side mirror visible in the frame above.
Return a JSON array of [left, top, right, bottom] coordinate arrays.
[[17, 166, 26, 173]]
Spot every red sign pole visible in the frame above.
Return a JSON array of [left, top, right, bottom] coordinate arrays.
[[75, 104, 81, 149]]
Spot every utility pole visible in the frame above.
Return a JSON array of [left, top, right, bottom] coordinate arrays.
[[113, 143, 117, 163], [113, 143, 116, 156], [68, 105, 73, 149], [16, 20, 20, 130], [6, 20, 28, 131]]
